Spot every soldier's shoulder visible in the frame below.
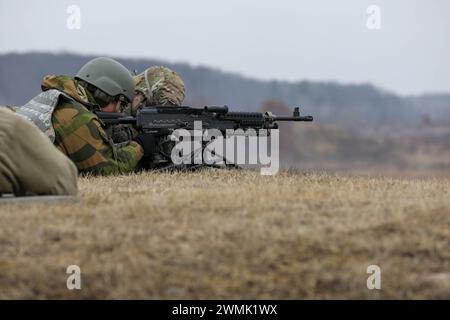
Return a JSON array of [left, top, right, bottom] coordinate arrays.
[[53, 97, 98, 127]]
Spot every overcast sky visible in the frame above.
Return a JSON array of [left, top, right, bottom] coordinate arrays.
[[1, 0, 449, 95]]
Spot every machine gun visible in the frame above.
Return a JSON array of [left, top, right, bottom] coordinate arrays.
[[96, 105, 313, 171], [97, 105, 312, 131]]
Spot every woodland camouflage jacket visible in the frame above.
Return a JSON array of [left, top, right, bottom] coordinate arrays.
[[42, 75, 143, 175]]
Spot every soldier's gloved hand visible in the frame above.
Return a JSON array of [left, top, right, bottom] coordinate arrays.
[[133, 133, 158, 157]]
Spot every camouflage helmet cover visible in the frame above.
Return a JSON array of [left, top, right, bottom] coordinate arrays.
[[134, 66, 185, 106]]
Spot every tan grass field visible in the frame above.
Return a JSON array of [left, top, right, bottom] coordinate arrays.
[[0, 169, 449, 299]]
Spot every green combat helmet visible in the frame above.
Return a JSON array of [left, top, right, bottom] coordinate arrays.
[[134, 66, 185, 106], [76, 57, 134, 102]]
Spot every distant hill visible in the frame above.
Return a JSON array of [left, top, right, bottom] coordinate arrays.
[[1, 52, 450, 129]]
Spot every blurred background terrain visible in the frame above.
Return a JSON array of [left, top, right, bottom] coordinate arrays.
[[1, 52, 450, 175]]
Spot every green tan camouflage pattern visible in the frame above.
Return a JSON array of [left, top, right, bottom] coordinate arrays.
[[42, 75, 98, 108], [134, 66, 185, 106], [44, 75, 143, 175]]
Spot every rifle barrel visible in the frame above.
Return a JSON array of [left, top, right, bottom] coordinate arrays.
[[275, 115, 313, 121]]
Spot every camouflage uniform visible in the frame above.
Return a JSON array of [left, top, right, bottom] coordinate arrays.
[[19, 75, 144, 175], [112, 66, 186, 143], [134, 66, 185, 107]]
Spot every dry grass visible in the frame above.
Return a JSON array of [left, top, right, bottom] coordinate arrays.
[[0, 169, 449, 299]]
